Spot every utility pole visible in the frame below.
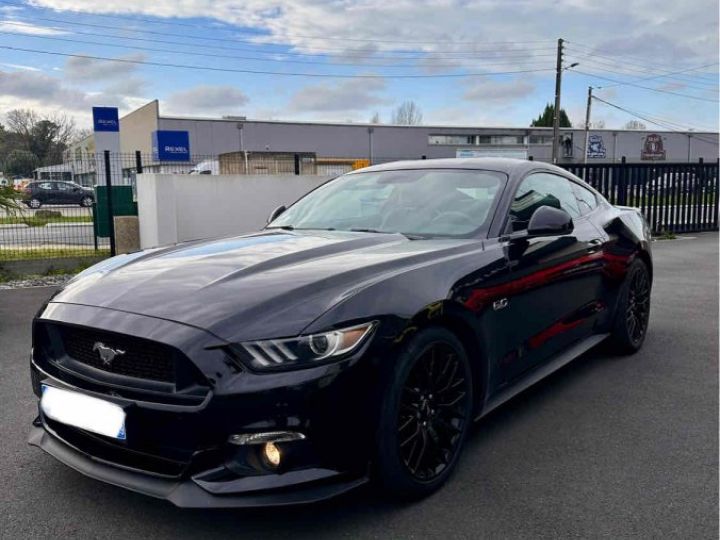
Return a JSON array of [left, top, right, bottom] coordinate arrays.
[[583, 86, 593, 164], [551, 38, 564, 164]]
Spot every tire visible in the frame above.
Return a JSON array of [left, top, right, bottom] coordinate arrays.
[[28, 198, 41, 209], [374, 327, 473, 499], [80, 196, 93, 208], [608, 258, 651, 354]]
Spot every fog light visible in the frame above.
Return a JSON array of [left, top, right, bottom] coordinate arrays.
[[263, 441, 281, 467]]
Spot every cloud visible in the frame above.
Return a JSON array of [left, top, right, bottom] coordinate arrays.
[[463, 77, 536, 102], [165, 85, 249, 115], [0, 19, 68, 35], [63, 53, 146, 82], [0, 69, 146, 126], [26, 0, 718, 67], [0, 63, 41, 72], [0, 69, 87, 105], [288, 78, 388, 112]]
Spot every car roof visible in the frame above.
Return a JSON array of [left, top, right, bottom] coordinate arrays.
[[346, 157, 571, 179]]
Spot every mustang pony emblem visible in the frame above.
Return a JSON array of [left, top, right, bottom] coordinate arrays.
[[92, 342, 125, 365]]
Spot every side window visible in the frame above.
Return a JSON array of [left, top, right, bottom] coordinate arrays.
[[37, 182, 53, 190], [509, 173, 580, 231], [56, 183, 72, 191], [572, 183, 598, 215]]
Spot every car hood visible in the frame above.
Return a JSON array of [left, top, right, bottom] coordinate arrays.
[[52, 231, 481, 342]]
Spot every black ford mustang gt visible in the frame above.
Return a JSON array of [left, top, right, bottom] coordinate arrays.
[[29, 158, 652, 508]]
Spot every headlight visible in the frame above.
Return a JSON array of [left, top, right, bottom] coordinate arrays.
[[235, 321, 377, 371]]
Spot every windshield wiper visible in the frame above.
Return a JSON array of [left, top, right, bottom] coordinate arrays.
[[349, 228, 390, 234], [349, 228, 425, 240], [266, 225, 339, 231]]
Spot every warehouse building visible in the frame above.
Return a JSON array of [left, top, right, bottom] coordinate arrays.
[[61, 100, 718, 181]]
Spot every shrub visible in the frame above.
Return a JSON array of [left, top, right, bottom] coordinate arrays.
[[35, 210, 63, 219]]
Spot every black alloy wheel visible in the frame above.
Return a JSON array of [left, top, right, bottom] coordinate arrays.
[[375, 327, 473, 498], [398, 343, 469, 481], [609, 259, 651, 354], [625, 265, 651, 345]]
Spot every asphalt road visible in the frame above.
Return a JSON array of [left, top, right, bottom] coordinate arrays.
[[1, 233, 717, 539]]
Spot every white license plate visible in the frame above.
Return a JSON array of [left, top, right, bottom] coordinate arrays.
[[41, 385, 126, 440]]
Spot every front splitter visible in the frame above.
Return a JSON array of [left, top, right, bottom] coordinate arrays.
[[28, 425, 368, 508]]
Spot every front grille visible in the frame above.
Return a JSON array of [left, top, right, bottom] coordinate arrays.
[[61, 327, 175, 383]]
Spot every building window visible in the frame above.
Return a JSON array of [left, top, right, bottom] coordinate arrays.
[[429, 135, 476, 145], [429, 134, 526, 146], [490, 135, 524, 145], [529, 135, 554, 145]]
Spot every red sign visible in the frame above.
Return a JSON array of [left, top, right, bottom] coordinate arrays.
[[641, 134, 666, 160]]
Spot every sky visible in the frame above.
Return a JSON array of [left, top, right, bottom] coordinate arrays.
[[0, 0, 717, 131]]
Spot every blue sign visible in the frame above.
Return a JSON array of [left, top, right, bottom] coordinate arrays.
[[587, 134, 607, 159], [152, 131, 190, 161], [92, 107, 119, 132]]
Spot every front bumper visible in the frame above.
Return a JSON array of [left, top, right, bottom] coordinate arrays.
[[28, 424, 367, 508], [29, 301, 388, 508]]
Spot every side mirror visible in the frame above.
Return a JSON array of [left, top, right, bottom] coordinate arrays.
[[267, 205, 287, 224], [527, 205, 574, 237]]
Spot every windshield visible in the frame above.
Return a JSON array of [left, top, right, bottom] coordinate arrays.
[[268, 168, 506, 238]]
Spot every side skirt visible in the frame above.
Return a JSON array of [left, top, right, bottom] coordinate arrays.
[[477, 333, 609, 420]]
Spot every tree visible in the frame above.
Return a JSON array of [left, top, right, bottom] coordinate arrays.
[[370, 112, 381, 124], [624, 120, 647, 130], [5, 109, 78, 165], [0, 185, 18, 213], [4, 149, 40, 177], [530, 103, 571, 127], [391, 101, 423, 125]]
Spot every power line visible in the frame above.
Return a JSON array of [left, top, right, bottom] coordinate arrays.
[[0, 44, 555, 79], [569, 69, 720, 102], [0, 21, 557, 63], [0, 0, 556, 46], [566, 42, 719, 82], [592, 96, 719, 144], [3, 13, 559, 56], [565, 49, 719, 88], [0, 29, 555, 70], [565, 58, 720, 92]]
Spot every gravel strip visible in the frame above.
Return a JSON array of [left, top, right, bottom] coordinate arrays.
[[0, 274, 73, 290]]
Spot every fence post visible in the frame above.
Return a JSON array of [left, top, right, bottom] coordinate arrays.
[[135, 150, 143, 174], [294, 153, 300, 175], [104, 150, 116, 257], [617, 156, 627, 206]]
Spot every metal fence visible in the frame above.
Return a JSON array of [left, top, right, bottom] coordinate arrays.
[[560, 158, 718, 234], [1, 152, 717, 264]]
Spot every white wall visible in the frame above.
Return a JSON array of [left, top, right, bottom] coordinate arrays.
[[137, 173, 331, 248]]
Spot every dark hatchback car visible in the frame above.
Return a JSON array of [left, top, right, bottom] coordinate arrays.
[[29, 158, 652, 507], [23, 181, 94, 208]]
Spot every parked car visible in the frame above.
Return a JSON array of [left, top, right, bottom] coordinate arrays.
[[189, 159, 219, 175], [29, 158, 652, 507], [22, 181, 94, 208]]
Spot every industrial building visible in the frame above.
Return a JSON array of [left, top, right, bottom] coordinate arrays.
[[57, 99, 718, 183]]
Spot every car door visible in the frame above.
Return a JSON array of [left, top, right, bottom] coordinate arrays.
[[35, 182, 55, 203], [54, 182, 75, 204], [495, 172, 606, 383]]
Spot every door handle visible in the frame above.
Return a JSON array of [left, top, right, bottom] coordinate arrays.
[[588, 239, 603, 252]]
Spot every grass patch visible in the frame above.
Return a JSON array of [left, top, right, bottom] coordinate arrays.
[[0, 215, 93, 227], [0, 247, 109, 261], [655, 230, 678, 240]]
